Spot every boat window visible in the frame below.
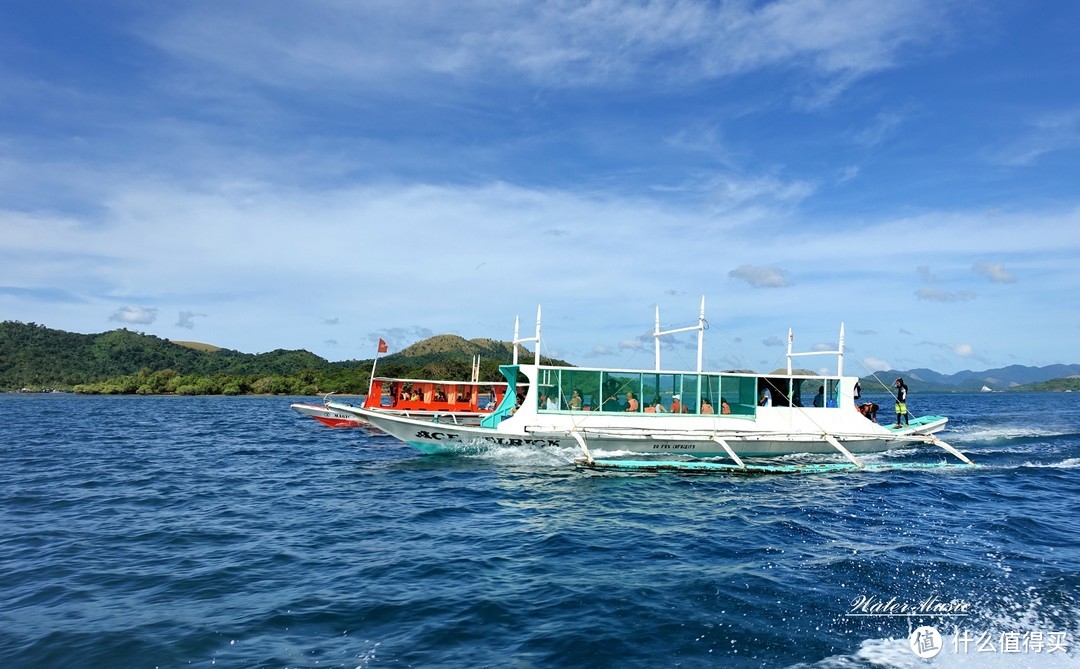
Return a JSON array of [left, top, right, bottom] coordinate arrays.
[[677, 374, 698, 414], [721, 375, 757, 415], [601, 372, 640, 412], [789, 377, 841, 408], [557, 369, 600, 410]]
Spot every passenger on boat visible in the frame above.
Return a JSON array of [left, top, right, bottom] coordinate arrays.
[[758, 391, 771, 407], [893, 378, 910, 427], [602, 394, 622, 412], [721, 397, 731, 414], [700, 398, 714, 414], [650, 396, 667, 413], [510, 392, 525, 415], [624, 391, 639, 412], [858, 402, 879, 422], [670, 394, 688, 413], [434, 388, 447, 402], [569, 389, 583, 410], [813, 386, 825, 407]]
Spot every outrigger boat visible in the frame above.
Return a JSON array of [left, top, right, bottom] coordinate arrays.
[[292, 356, 509, 428], [354, 300, 974, 474], [291, 394, 368, 428]]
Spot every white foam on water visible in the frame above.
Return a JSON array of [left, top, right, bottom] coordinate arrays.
[[789, 592, 1078, 669], [947, 424, 1070, 444], [790, 633, 1077, 668], [1020, 457, 1080, 469], [459, 443, 581, 467]]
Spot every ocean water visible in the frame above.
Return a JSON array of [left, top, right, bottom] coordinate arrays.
[[1, 392, 1078, 668]]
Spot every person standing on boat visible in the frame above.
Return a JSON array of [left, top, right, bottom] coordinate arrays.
[[893, 378, 910, 427]]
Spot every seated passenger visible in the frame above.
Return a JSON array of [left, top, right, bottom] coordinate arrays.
[[720, 397, 731, 414], [813, 386, 824, 407], [624, 391, 639, 412], [700, 397, 714, 414], [569, 389, 583, 410], [651, 396, 667, 413], [670, 393, 687, 413]]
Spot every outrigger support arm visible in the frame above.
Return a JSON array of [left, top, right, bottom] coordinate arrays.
[[926, 436, 975, 465], [824, 434, 864, 468], [571, 431, 593, 465], [710, 436, 746, 468]]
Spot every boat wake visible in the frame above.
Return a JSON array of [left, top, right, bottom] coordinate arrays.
[[787, 593, 1079, 668]]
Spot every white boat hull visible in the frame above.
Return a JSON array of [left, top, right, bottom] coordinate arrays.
[[355, 407, 949, 458], [290, 402, 368, 428]]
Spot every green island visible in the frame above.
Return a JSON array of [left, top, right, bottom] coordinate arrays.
[[3, 321, 1078, 395], [0, 321, 566, 395]]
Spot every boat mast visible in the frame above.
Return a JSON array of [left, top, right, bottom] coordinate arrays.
[[653, 296, 706, 372], [786, 322, 846, 375], [512, 306, 542, 365]]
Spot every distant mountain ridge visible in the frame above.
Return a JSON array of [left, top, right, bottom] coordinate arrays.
[[860, 364, 1080, 392], [2, 320, 1076, 392], [0, 321, 565, 391]]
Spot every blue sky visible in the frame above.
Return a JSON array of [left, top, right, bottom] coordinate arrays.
[[2, 1, 1078, 376]]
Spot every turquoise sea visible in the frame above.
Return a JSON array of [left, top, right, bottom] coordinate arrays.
[[1, 392, 1078, 667]]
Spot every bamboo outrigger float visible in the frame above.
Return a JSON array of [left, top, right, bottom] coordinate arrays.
[[354, 299, 974, 474]]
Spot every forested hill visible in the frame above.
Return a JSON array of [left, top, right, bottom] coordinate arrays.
[[0, 321, 566, 393]]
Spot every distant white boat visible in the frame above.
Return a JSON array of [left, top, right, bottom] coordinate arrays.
[[980, 385, 993, 392]]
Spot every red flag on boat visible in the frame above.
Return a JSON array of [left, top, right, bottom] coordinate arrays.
[[377, 338, 388, 353]]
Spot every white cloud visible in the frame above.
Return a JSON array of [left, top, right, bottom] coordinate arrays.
[[915, 288, 976, 303], [861, 356, 891, 372], [109, 306, 158, 325], [989, 108, 1080, 166], [916, 265, 940, 284], [949, 343, 975, 357], [972, 262, 1016, 283], [143, 0, 962, 100], [176, 311, 207, 329], [729, 265, 791, 288]]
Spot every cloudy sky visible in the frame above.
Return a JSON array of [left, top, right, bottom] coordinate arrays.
[[2, 1, 1078, 376]]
